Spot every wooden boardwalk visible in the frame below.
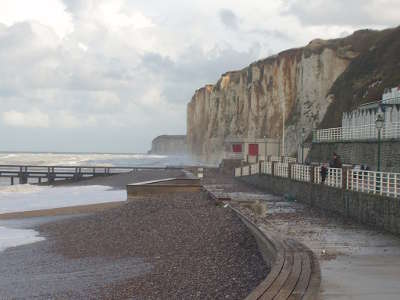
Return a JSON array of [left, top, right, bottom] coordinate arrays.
[[0, 165, 183, 185], [245, 234, 320, 300]]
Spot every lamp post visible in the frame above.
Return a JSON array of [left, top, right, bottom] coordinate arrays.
[[375, 113, 384, 172], [264, 135, 267, 163], [301, 128, 305, 164]]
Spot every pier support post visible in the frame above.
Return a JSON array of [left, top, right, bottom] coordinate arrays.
[[47, 167, 55, 184]]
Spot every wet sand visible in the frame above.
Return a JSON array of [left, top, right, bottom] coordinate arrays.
[[0, 169, 269, 299], [0, 201, 125, 220]]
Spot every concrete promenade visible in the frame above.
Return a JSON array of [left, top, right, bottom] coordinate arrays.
[[204, 172, 400, 299]]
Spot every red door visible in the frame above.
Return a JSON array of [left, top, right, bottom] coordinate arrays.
[[232, 144, 242, 153], [248, 144, 259, 156]]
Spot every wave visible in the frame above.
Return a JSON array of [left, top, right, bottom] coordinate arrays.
[[0, 152, 187, 168], [0, 185, 126, 214]]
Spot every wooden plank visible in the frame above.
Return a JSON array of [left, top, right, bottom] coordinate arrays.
[[302, 250, 321, 300], [288, 252, 311, 300], [245, 253, 285, 300], [275, 252, 303, 300], [260, 253, 294, 299]]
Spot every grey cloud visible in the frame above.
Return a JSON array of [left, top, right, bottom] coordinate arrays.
[[219, 9, 239, 30], [248, 28, 292, 42], [139, 44, 260, 104], [283, 0, 397, 26]]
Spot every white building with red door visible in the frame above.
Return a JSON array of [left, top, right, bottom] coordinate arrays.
[[223, 137, 280, 163]]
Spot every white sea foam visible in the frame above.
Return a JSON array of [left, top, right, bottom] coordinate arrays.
[[0, 185, 126, 214], [0, 226, 45, 252], [0, 152, 187, 168]]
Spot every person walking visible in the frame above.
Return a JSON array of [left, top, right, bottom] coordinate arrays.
[[330, 152, 342, 168], [320, 163, 328, 184]]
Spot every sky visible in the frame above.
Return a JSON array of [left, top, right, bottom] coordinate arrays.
[[0, 0, 398, 153]]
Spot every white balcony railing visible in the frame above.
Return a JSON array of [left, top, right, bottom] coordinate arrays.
[[313, 122, 400, 142], [347, 170, 400, 198]]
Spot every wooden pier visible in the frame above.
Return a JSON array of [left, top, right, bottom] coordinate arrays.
[[0, 165, 183, 185]]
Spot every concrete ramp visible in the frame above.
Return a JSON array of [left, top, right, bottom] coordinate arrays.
[[126, 178, 201, 198]]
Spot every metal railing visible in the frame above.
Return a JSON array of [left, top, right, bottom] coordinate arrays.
[[347, 170, 400, 198], [313, 122, 400, 142], [274, 163, 289, 178], [291, 164, 311, 182], [261, 161, 272, 175]]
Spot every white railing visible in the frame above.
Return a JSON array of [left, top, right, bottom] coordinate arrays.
[[270, 156, 281, 162], [260, 161, 272, 175], [313, 127, 343, 142], [224, 152, 244, 160], [283, 157, 297, 163], [314, 167, 343, 188], [291, 164, 311, 182], [250, 163, 260, 175], [234, 163, 400, 199], [347, 170, 400, 198], [314, 122, 400, 142], [274, 163, 289, 178], [242, 165, 250, 176], [234, 167, 241, 177], [383, 122, 400, 139]]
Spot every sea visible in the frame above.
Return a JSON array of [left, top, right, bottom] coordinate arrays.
[[0, 151, 200, 186], [0, 152, 201, 253]]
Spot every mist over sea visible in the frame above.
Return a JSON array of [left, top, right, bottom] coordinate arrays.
[[0, 152, 199, 186]]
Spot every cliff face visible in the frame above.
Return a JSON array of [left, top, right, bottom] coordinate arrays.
[[150, 135, 187, 155], [187, 29, 386, 163]]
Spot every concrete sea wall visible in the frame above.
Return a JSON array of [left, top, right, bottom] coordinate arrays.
[[238, 175, 400, 236], [309, 140, 400, 172]]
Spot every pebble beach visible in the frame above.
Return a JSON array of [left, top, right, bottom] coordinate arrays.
[[0, 169, 269, 299]]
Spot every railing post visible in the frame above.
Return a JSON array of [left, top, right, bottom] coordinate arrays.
[[342, 167, 349, 190], [271, 162, 276, 177], [310, 165, 315, 184], [288, 162, 294, 180]]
